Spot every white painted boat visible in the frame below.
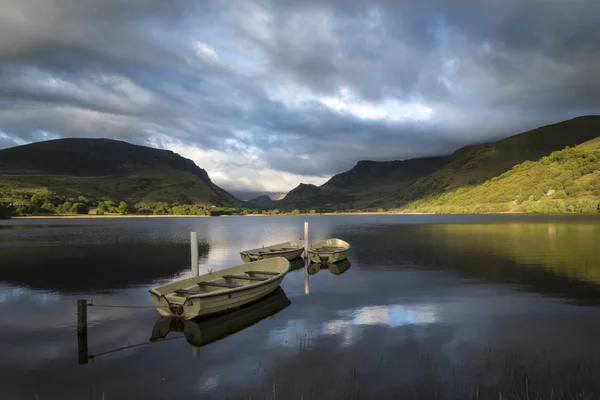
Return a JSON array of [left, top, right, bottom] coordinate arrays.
[[149, 257, 290, 320], [240, 239, 304, 263], [150, 288, 290, 347], [308, 238, 350, 264]]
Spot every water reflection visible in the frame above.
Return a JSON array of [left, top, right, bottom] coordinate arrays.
[[2, 216, 600, 399], [307, 259, 352, 275], [150, 288, 290, 355], [0, 243, 210, 292]]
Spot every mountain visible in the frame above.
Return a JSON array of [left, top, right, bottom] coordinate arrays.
[[247, 194, 276, 207], [405, 136, 600, 213], [0, 138, 240, 206], [281, 116, 600, 210]]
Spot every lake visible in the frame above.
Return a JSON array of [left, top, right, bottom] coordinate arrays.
[[1, 214, 600, 399]]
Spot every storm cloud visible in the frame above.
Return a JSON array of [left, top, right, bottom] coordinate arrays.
[[1, 0, 599, 193]]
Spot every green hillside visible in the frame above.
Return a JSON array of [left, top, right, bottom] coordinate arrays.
[[403, 137, 600, 213], [281, 116, 600, 211], [0, 138, 242, 214]]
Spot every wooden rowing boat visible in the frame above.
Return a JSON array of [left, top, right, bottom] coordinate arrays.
[[149, 257, 290, 320], [150, 288, 291, 349], [307, 238, 350, 263], [240, 239, 304, 263]]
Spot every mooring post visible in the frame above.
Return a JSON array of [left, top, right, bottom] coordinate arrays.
[[304, 221, 310, 294], [77, 299, 87, 335], [191, 231, 199, 276], [77, 299, 88, 365], [192, 346, 200, 358], [304, 222, 309, 265], [304, 264, 310, 295]]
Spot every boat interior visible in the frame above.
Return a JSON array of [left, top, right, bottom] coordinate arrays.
[[246, 247, 298, 257], [167, 270, 279, 299], [313, 246, 347, 253]]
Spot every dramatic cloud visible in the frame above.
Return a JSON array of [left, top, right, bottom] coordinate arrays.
[[1, 0, 599, 194]]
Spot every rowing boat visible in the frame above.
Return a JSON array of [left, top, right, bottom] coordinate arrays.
[[150, 288, 290, 349], [149, 257, 290, 320], [240, 240, 304, 263], [307, 238, 350, 263]]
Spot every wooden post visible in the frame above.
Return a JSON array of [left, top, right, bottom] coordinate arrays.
[[304, 222, 309, 265], [304, 264, 310, 295], [191, 232, 199, 276], [77, 299, 87, 335], [77, 299, 88, 365], [77, 331, 89, 365], [304, 221, 310, 295], [192, 346, 200, 358]]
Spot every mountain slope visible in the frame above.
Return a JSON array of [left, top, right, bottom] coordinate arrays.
[[280, 116, 600, 210], [0, 138, 240, 206], [247, 194, 276, 208], [404, 136, 600, 213]]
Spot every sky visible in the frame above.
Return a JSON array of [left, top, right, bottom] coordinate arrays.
[[1, 0, 599, 196]]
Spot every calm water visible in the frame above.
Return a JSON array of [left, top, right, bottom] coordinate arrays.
[[1, 214, 600, 399]]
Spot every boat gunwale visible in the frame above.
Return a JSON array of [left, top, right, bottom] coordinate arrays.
[[240, 240, 304, 257], [149, 259, 290, 301], [308, 238, 351, 255]]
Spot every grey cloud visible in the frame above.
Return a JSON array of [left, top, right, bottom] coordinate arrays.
[[0, 0, 599, 190]]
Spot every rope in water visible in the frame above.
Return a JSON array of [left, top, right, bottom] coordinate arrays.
[[87, 302, 170, 309], [89, 336, 184, 360]]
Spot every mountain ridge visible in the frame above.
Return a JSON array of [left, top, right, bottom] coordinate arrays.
[[281, 115, 600, 210], [0, 138, 241, 207]]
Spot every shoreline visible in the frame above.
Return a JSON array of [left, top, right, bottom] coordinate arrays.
[[8, 211, 439, 219], [8, 211, 593, 220]]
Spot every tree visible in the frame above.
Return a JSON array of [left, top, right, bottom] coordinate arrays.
[[0, 203, 11, 219], [71, 203, 90, 215], [117, 201, 131, 214], [57, 201, 73, 214]]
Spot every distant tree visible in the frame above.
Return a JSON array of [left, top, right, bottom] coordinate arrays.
[[57, 201, 73, 214], [0, 203, 11, 219], [309, 209, 316, 215], [117, 201, 131, 214], [71, 203, 90, 215], [152, 202, 172, 215], [41, 201, 57, 214], [29, 193, 45, 209], [291, 209, 300, 215]]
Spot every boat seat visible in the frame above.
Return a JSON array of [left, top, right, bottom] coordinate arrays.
[[198, 281, 242, 288], [174, 288, 207, 295], [245, 270, 279, 276], [224, 274, 268, 281]]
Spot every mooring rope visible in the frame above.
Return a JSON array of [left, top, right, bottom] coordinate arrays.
[[87, 302, 170, 309], [89, 336, 184, 360]]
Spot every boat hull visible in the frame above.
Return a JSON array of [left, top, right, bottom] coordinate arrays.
[[240, 247, 304, 263], [151, 288, 291, 348], [308, 249, 349, 263], [149, 258, 290, 320], [240, 240, 304, 263], [307, 238, 350, 264]]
